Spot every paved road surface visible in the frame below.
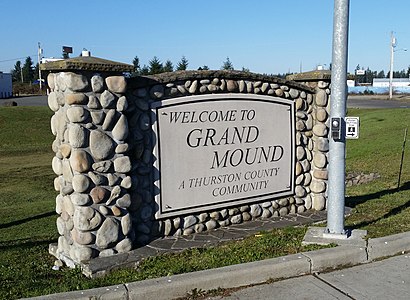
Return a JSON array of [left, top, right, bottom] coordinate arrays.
[[209, 254, 410, 300], [0, 95, 48, 107]]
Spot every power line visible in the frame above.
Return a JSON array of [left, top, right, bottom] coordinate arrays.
[[0, 55, 37, 64]]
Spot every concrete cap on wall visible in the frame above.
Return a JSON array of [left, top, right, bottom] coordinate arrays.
[[286, 70, 332, 82], [40, 56, 134, 73]]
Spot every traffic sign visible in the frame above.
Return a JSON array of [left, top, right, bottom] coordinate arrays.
[[345, 117, 359, 139]]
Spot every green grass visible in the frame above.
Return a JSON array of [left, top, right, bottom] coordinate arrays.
[[0, 106, 409, 299]]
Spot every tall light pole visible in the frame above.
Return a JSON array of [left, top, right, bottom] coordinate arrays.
[[38, 42, 43, 91], [389, 32, 407, 100], [325, 0, 350, 238], [389, 32, 396, 100]]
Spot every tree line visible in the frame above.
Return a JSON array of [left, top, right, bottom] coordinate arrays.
[[10, 55, 410, 84], [131, 55, 238, 76]]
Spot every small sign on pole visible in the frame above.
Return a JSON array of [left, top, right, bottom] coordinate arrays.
[[345, 117, 359, 139]]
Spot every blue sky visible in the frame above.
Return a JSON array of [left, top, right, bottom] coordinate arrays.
[[0, 0, 409, 75]]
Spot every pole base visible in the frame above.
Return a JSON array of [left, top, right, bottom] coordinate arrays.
[[302, 227, 367, 247]]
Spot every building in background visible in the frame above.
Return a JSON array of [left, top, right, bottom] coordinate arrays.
[[373, 78, 410, 88], [0, 72, 12, 98]]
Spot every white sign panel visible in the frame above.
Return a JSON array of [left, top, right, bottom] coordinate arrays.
[[152, 94, 295, 218], [345, 117, 360, 139]]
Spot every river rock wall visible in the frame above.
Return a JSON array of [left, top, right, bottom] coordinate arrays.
[[46, 64, 330, 266]]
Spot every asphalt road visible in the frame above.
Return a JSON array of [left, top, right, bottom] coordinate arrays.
[[1, 95, 409, 109]]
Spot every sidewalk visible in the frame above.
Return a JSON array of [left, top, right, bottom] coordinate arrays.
[[25, 220, 410, 299]]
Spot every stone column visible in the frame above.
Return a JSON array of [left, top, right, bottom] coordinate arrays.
[[287, 70, 331, 211], [41, 57, 135, 266]]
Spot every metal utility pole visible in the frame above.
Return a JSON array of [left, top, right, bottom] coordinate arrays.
[[38, 42, 43, 91], [389, 32, 396, 100], [325, 0, 350, 238]]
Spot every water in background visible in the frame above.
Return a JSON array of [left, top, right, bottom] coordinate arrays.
[[348, 86, 410, 94]]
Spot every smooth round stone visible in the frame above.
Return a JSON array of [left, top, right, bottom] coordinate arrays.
[[279, 207, 289, 216], [238, 80, 246, 92], [90, 186, 108, 204], [117, 96, 128, 112], [60, 143, 71, 158], [315, 137, 329, 152], [47, 73, 56, 90], [313, 170, 328, 180], [67, 107, 89, 123], [68, 124, 87, 148], [312, 123, 328, 137], [311, 180, 327, 193], [72, 244, 93, 262], [112, 114, 129, 141], [304, 195, 312, 210], [318, 80, 329, 88], [115, 238, 132, 253], [71, 193, 91, 206], [100, 90, 116, 108], [102, 109, 116, 131], [114, 156, 132, 173], [52, 156, 63, 175], [91, 111, 105, 125], [315, 89, 328, 107], [230, 214, 242, 224], [261, 208, 272, 219], [304, 173, 312, 185], [56, 217, 66, 235], [250, 204, 262, 217], [163, 219, 173, 236], [313, 194, 326, 210], [63, 72, 88, 92], [48, 92, 60, 111], [187, 80, 197, 93], [296, 120, 306, 131], [96, 217, 120, 249], [296, 146, 306, 160], [242, 212, 252, 221], [111, 205, 122, 217], [195, 223, 206, 233], [88, 172, 107, 186], [295, 162, 303, 176], [226, 80, 238, 92], [117, 194, 131, 208], [173, 217, 181, 229], [115, 143, 129, 154], [73, 206, 102, 231], [295, 174, 304, 185], [289, 88, 299, 98], [139, 113, 150, 131], [70, 150, 91, 173], [210, 211, 221, 220], [99, 205, 110, 216], [278, 198, 289, 207], [99, 249, 116, 257], [55, 194, 64, 214], [137, 223, 150, 235], [316, 108, 328, 122], [72, 174, 90, 193], [66, 93, 87, 105], [90, 130, 114, 160], [205, 219, 218, 230], [56, 73, 67, 92], [306, 115, 313, 130], [92, 160, 112, 173], [121, 213, 132, 236], [120, 176, 132, 189], [183, 215, 198, 228], [62, 159, 74, 182], [313, 152, 327, 168], [88, 95, 100, 109], [295, 185, 307, 197], [52, 109, 67, 139], [301, 159, 311, 172], [71, 228, 94, 245], [91, 75, 104, 93], [106, 76, 127, 93]]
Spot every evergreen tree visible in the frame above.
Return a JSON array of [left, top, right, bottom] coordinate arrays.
[[176, 56, 189, 71], [221, 57, 234, 70], [11, 61, 22, 82], [148, 56, 163, 74], [163, 60, 174, 72], [22, 56, 34, 83], [132, 56, 141, 74], [140, 65, 149, 75], [197, 65, 210, 70]]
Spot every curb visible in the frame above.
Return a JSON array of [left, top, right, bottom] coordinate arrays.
[[23, 231, 410, 300]]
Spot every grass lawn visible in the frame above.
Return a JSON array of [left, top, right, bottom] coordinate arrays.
[[0, 106, 409, 299]]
